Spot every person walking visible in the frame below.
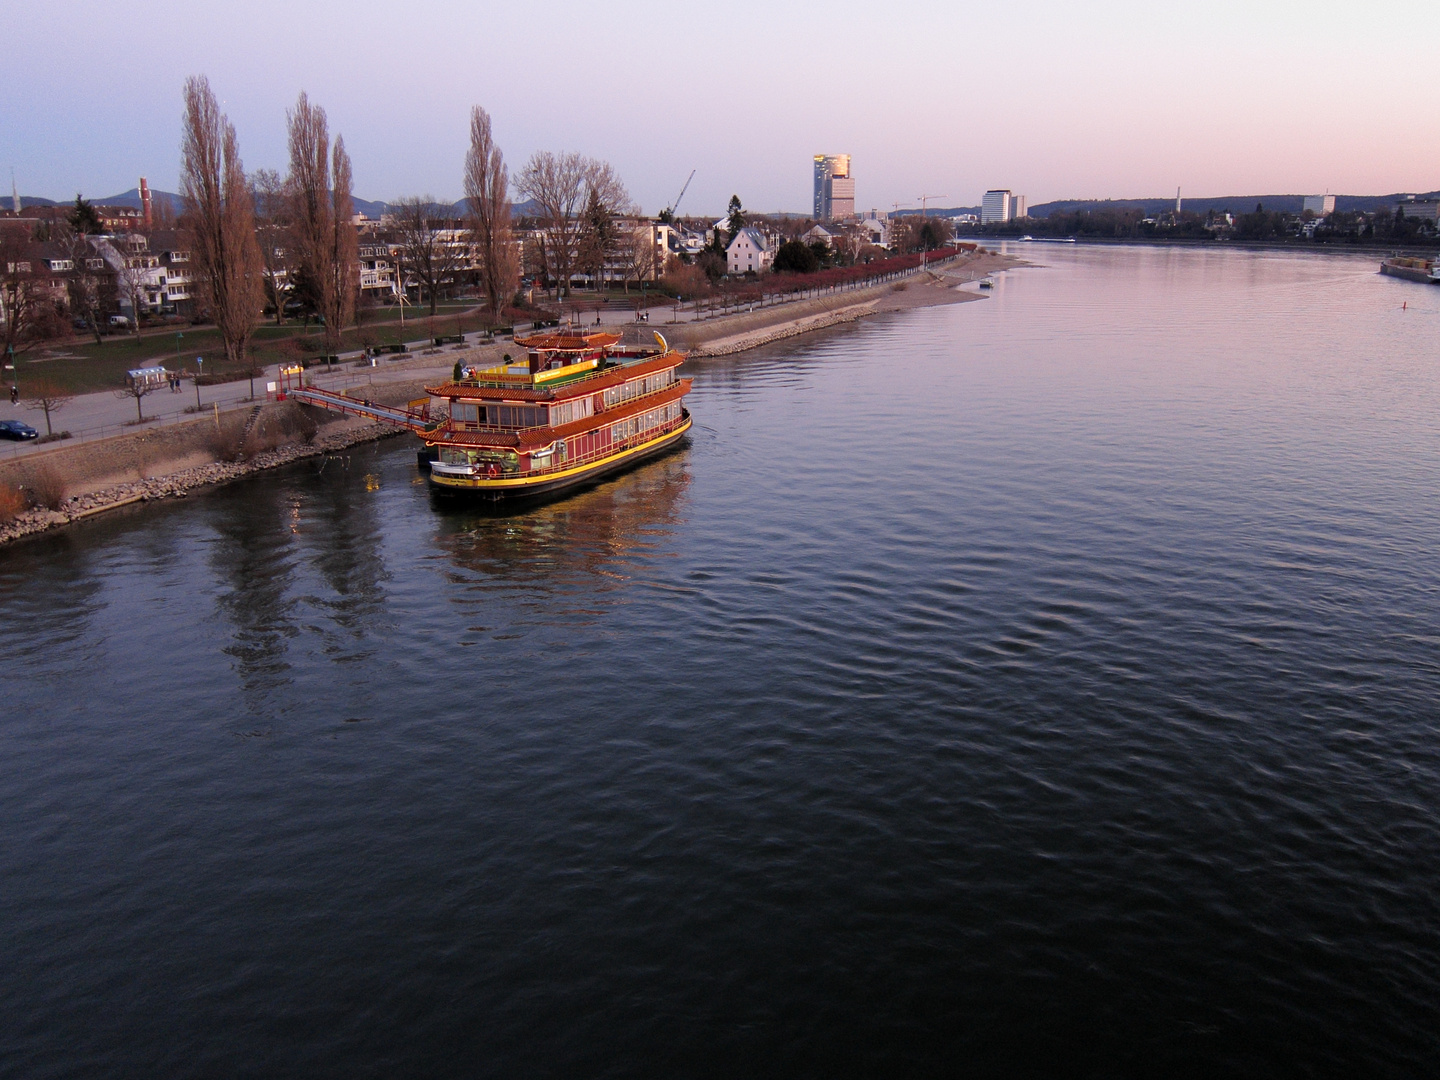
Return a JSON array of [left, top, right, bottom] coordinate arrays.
[[9, 384, 16, 405]]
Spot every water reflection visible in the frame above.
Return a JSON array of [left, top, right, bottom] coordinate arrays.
[[207, 475, 301, 691], [295, 453, 390, 644], [427, 449, 691, 630]]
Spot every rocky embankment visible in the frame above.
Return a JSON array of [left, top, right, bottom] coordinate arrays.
[[0, 415, 405, 548]]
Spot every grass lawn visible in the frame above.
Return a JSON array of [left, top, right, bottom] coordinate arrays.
[[10, 300, 489, 396]]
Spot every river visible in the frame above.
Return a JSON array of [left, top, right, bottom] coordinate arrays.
[[3, 244, 1438, 1076]]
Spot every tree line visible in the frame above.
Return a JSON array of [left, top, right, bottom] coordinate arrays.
[[181, 76, 524, 369]]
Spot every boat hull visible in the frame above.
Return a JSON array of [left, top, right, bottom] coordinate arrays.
[[426, 413, 692, 502]]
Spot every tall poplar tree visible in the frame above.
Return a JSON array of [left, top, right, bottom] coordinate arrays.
[[286, 92, 357, 355], [180, 75, 263, 382], [463, 105, 519, 321]]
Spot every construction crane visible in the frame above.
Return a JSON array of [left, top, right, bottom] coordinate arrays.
[[665, 170, 696, 220]]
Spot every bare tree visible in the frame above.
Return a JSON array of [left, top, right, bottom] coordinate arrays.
[[286, 91, 358, 355], [516, 151, 591, 298], [392, 196, 461, 316], [58, 228, 107, 344], [619, 223, 660, 292], [250, 167, 292, 326], [579, 161, 631, 292], [181, 74, 263, 386], [463, 105, 519, 322], [22, 378, 72, 436], [112, 238, 150, 336], [115, 380, 154, 423], [1, 225, 63, 361]]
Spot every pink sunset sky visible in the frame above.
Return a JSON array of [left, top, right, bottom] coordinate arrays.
[[3, 0, 1437, 213]]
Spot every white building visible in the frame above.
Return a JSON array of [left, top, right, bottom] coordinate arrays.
[[801, 225, 835, 247], [982, 190, 1027, 224], [859, 210, 891, 247], [726, 227, 775, 275], [982, 190, 1012, 224], [1303, 194, 1336, 216]]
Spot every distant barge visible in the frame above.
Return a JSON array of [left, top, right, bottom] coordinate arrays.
[[1379, 257, 1440, 284]]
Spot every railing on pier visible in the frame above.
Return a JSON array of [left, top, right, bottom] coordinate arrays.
[[287, 386, 432, 432]]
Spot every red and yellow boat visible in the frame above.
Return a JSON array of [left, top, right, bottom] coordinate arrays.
[[421, 330, 692, 500]]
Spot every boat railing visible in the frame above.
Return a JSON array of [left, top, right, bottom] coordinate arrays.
[[454, 350, 675, 394], [516, 412, 691, 479]]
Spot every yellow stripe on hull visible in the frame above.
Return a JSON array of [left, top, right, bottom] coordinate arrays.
[[427, 415, 692, 496]]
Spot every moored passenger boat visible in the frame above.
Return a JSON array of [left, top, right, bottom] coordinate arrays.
[[422, 330, 692, 500]]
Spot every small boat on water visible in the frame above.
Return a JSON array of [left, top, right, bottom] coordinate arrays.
[[422, 330, 692, 501], [978, 276, 996, 289]]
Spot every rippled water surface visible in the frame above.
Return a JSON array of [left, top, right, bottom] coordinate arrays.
[[4, 245, 1439, 1077]]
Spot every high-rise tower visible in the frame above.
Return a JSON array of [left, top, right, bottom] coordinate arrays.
[[813, 154, 852, 221]]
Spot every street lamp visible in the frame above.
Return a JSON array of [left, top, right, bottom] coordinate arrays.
[[194, 357, 203, 409], [5, 344, 15, 400]]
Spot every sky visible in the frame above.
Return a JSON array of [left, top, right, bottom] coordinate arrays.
[[3, 0, 1438, 215]]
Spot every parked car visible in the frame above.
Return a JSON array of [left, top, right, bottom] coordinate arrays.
[[108, 315, 132, 331], [0, 419, 39, 441]]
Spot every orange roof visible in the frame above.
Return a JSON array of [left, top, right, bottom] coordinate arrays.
[[513, 330, 620, 351]]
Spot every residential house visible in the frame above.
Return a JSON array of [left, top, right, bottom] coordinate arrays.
[[147, 231, 195, 314], [358, 242, 399, 301], [801, 225, 835, 248], [726, 227, 774, 275]]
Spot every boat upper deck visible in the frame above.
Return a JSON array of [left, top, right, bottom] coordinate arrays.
[[427, 349, 685, 403]]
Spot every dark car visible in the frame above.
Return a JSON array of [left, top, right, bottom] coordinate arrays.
[[0, 419, 39, 441]]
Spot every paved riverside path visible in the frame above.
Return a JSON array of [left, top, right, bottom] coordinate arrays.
[[1, 342, 458, 463], [3, 260, 959, 463]]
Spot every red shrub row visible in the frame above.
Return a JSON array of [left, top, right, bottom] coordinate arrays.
[[741, 244, 977, 299]]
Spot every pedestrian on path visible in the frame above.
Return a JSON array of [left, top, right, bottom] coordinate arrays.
[[9, 384, 16, 405]]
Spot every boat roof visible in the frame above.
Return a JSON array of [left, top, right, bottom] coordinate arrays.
[[513, 330, 620, 351]]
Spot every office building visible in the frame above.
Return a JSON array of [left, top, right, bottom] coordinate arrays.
[[813, 154, 853, 221], [1303, 194, 1336, 216], [982, 189, 1012, 224]]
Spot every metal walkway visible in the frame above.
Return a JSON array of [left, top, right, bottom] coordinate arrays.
[[287, 386, 430, 433]]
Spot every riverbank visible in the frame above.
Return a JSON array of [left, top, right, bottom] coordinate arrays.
[[659, 249, 1025, 356], [0, 379, 434, 547], [0, 251, 1031, 546]]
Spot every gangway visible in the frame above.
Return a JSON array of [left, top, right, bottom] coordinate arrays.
[[286, 385, 433, 434]]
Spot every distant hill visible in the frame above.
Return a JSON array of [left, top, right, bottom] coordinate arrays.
[[881, 193, 1440, 220], [95, 187, 186, 215], [1026, 192, 1440, 219], [13, 191, 543, 220], [14, 189, 185, 213]]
